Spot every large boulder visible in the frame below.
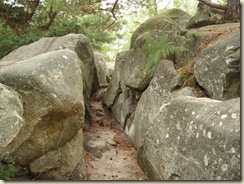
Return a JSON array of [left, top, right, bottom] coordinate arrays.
[[0, 83, 24, 149], [138, 96, 240, 180], [29, 129, 85, 180], [0, 34, 98, 125], [93, 52, 111, 87], [103, 9, 191, 130], [103, 51, 126, 109], [175, 22, 240, 67], [0, 50, 85, 180], [103, 49, 149, 128], [1, 33, 97, 98], [194, 30, 240, 100], [130, 9, 191, 49], [127, 60, 193, 148]]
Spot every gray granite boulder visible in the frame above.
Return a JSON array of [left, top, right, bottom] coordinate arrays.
[[0, 34, 98, 126], [127, 60, 192, 148], [0, 83, 24, 149], [194, 30, 240, 100], [0, 50, 85, 180], [94, 52, 111, 87], [130, 9, 191, 49], [138, 96, 240, 180], [1, 33, 97, 99], [103, 49, 149, 128]]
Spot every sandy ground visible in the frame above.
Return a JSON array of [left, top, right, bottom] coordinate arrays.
[[83, 89, 147, 180]]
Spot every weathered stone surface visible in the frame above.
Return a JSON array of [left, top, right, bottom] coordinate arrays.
[[103, 49, 149, 128], [29, 129, 85, 180], [121, 49, 150, 91], [138, 96, 240, 180], [106, 62, 115, 76], [127, 60, 187, 148], [0, 83, 24, 149], [111, 87, 141, 130], [175, 22, 240, 67], [103, 51, 126, 108], [130, 9, 191, 49], [94, 52, 110, 87], [187, 2, 224, 29], [194, 30, 240, 100], [0, 33, 97, 108], [103, 49, 149, 109], [0, 50, 85, 179]]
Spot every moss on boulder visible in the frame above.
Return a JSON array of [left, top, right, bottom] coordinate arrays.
[[130, 9, 191, 49]]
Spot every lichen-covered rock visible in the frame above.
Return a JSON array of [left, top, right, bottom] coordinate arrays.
[[0, 83, 24, 149], [111, 86, 141, 130], [175, 22, 240, 67], [103, 49, 149, 128], [127, 60, 190, 148], [130, 9, 191, 49], [94, 52, 110, 87], [138, 96, 240, 180], [0, 50, 85, 179], [103, 51, 126, 108], [29, 129, 85, 180], [0, 34, 98, 122], [194, 30, 240, 100], [186, 2, 224, 29]]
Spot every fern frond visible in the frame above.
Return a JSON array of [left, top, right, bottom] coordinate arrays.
[[141, 34, 186, 76]]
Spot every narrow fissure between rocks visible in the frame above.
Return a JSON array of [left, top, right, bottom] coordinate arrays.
[[83, 88, 147, 180]]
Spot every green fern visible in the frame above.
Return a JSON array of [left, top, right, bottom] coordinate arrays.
[[142, 34, 186, 76]]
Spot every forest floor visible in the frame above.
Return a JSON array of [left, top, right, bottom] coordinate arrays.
[[82, 88, 148, 180]]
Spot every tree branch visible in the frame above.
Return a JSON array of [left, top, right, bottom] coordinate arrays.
[[198, 0, 227, 10]]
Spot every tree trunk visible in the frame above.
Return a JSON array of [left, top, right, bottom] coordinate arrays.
[[224, 0, 240, 20]]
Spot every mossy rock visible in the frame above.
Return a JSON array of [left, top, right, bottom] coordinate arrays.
[[186, 2, 225, 28], [130, 9, 191, 49]]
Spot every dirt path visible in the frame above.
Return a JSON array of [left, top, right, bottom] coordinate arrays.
[[83, 88, 147, 180]]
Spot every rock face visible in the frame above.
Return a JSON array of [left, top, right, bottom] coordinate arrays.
[[0, 50, 85, 180], [103, 9, 191, 131], [127, 60, 193, 148], [194, 30, 240, 100], [138, 96, 240, 180], [187, 2, 224, 29], [102, 8, 240, 181], [0, 83, 24, 149], [103, 50, 148, 129], [130, 9, 191, 49], [176, 22, 240, 67], [1, 34, 97, 99], [94, 52, 111, 87], [0, 34, 98, 126], [105, 62, 115, 77]]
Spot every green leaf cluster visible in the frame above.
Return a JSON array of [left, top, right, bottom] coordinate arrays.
[[142, 34, 186, 76], [0, 156, 16, 180]]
